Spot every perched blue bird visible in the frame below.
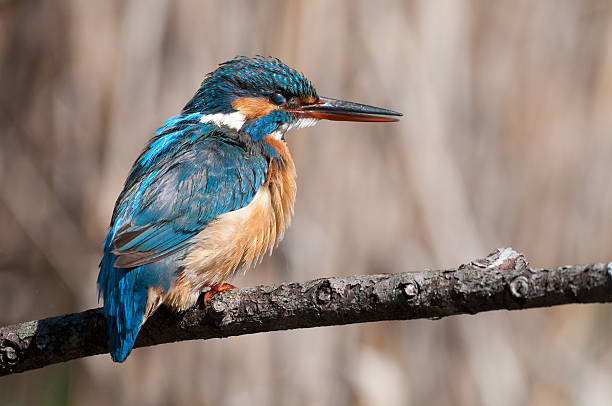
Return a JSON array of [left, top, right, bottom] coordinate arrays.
[[98, 56, 401, 362]]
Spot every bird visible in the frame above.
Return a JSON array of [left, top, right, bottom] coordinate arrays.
[[97, 56, 401, 362]]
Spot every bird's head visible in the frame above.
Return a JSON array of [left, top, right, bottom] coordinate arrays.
[[183, 56, 401, 141]]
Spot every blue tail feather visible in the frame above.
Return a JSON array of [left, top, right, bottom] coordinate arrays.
[[98, 235, 176, 362], [98, 250, 147, 362]]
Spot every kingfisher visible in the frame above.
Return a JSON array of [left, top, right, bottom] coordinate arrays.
[[98, 56, 401, 362]]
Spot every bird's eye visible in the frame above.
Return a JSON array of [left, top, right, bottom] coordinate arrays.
[[270, 93, 287, 105]]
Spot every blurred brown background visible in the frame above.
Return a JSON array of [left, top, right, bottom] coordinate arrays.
[[1, 0, 612, 405]]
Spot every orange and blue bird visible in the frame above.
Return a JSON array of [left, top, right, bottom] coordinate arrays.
[[97, 56, 401, 362]]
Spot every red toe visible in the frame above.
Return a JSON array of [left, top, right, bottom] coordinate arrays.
[[203, 283, 237, 304]]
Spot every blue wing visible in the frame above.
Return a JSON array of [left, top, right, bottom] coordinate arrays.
[[111, 122, 268, 267], [97, 119, 269, 361]]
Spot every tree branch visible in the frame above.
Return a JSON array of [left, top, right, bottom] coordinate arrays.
[[1, 248, 611, 376]]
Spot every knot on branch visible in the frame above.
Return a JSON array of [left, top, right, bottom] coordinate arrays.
[[210, 300, 227, 316], [315, 283, 332, 305], [0, 338, 21, 370], [510, 276, 530, 299], [401, 282, 419, 300]]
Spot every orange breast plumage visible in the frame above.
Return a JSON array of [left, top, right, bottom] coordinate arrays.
[[150, 135, 297, 312]]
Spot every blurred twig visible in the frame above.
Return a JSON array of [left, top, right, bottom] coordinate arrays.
[[1, 248, 611, 376]]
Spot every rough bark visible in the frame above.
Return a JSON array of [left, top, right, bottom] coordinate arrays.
[[1, 248, 611, 376]]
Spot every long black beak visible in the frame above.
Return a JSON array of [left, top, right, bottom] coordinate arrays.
[[295, 96, 402, 122]]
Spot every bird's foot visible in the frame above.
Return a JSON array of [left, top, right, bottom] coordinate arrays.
[[203, 283, 237, 304]]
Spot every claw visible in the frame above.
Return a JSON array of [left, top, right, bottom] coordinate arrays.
[[203, 283, 237, 304]]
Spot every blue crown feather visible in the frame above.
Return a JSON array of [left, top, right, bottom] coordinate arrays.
[[183, 56, 317, 114]]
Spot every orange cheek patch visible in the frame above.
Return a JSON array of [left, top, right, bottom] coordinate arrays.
[[231, 97, 277, 119], [300, 95, 318, 105]]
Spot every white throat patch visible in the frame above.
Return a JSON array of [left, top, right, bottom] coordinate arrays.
[[270, 118, 319, 140], [200, 112, 318, 140], [284, 118, 319, 131], [199, 111, 246, 131]]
